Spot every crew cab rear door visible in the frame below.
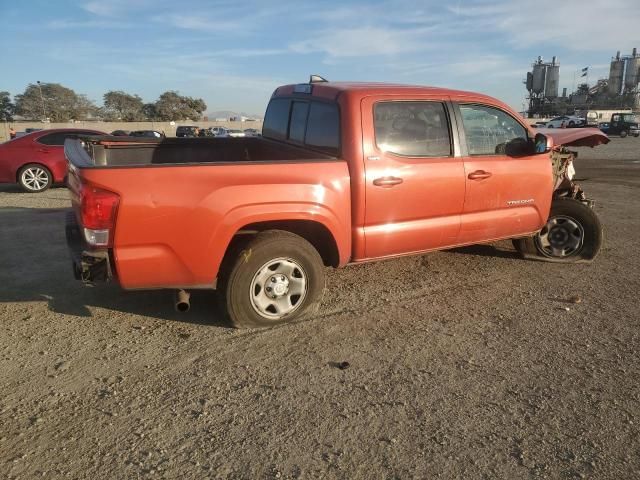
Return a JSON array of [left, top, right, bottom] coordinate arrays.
[[453, 102, 553, 244], [361, 96, 465, 258]]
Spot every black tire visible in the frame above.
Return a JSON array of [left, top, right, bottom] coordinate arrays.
[[218, 230, 325, 328], [18, 163, 52, 193], [547, 125, 554, 128], [620, 130, 628, 138], [512, 197, 602, 263], [568, 121, 575, 127]]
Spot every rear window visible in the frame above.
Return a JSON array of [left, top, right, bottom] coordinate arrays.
[[263, 97, 340, 155], [263, 98, 290, 140], [305, 102, 340, 155], [288, 101, 309, 143]]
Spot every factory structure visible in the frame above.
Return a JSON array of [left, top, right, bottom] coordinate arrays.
[[525, 48, 640, 118]]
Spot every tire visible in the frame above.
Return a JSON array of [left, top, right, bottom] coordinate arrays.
[[547, 125, 554, 128], [620, 130, 628, 138], [568, 121, 575, 127], [18, 164, 52, 193], [512, 197, 602, 263], [218, 230, 326, 328]]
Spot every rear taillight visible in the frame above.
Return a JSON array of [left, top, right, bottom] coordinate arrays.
[[79, 186, 120, 247]]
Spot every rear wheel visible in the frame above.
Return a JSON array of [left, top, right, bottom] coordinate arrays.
[[568, 120, 575, 127], [620, 130, 628, 138], [512, 198, 602, 263], [18, 164, 52, 193], [218, 230, 326, 328]]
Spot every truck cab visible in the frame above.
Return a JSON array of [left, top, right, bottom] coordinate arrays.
[[608, 113, 640, 137]]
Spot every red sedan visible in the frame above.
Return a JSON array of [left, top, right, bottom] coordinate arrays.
[[0, 128, 106, 192]]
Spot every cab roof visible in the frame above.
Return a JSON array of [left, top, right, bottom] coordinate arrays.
[[274, 81, 501, 104]]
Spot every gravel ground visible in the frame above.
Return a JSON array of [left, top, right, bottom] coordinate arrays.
[[1, 138, 639, 479]]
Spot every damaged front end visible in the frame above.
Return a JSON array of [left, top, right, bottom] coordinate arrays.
[[541, 127, 611, 208], [551, 148, 592, 207]]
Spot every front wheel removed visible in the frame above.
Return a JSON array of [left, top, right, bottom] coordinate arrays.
[[512, 198, 603, 263]]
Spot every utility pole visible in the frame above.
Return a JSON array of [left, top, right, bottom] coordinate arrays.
[[36, 81, 46, 121]]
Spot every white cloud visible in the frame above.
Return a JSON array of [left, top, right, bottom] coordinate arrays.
[[290, 26, 435, 58], [449, 0, 640, 52], [156, 14, 245, 32], [47, 19, 131, 29]]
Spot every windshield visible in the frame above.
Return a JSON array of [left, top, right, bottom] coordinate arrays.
[[622, 114, 640, 123]]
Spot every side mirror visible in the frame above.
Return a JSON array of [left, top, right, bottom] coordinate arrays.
[[534, 133, 553, 153]]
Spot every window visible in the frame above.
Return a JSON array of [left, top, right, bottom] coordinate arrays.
[[37, 131, 101, 146], [304, 102, 340, 155], [459, 104, 528, 156], [262, 98, 291, 140], [288, 101, 309, 142], [37, 133, 68, 146], [374, 102, 451, 157]]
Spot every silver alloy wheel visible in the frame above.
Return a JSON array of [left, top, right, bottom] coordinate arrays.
[[249, 257, 307, 319], [535, 215, 585, 258], [21, 166, 49, 192]]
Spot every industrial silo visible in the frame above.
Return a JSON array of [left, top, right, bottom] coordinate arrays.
[[532, 63, 546, 94], [545, 57, 559, 97], [608, 51, 625, 95], [624, 48, 640, 92]]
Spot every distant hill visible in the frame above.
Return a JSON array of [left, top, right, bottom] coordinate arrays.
[[205, 110, 263, 120]]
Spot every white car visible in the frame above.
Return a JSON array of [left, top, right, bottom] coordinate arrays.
[[545, 115, 584, 128], [227, 129, 246, 138], [210, 127, 229, 137]]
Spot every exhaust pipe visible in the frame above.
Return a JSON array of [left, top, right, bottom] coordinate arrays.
[[174, 289, 191, 313]]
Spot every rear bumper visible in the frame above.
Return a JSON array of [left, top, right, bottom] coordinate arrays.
[[65, 211, 114, 284]]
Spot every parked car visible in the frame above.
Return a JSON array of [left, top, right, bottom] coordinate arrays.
[[129, 130, 165, 138], [210, 126, 229, 137], [607, 113, 640, 137], [198, 128, 214, 137], [227, 129, 246, 137], [598, 122, 610, 134], [111, 130, 130, 136], [175, 126, 199, 137], [0, 128, 106, 192], [244, 128, 261, 136], [65, 80, 608, 328], [545, 115, 584, 128]]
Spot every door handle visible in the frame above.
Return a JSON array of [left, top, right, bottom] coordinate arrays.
[[468, 170, 492, 180], [373, 176, 403, 187], [38, 148, 50, 154]]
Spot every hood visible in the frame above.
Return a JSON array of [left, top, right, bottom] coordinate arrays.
[[537, 127, 610, 148]]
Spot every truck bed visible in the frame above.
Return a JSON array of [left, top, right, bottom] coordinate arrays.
[[66, 136, 337, 168]]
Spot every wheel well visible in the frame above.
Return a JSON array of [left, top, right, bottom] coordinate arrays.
[[232, 220, 340, 267]]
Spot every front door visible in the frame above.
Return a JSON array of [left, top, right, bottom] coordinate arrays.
[[361, 96, 466, 259], [454, 102, 553, 244]]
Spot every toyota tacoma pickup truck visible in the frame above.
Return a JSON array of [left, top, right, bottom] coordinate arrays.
[[65, 78, 609, 328]]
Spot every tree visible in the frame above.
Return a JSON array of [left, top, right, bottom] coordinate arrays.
[[14, 83, 98, 121], [142, 103, 157, 120], [154, 91, 207, 121], [0, 91, 14, 121], [103, 90, 145, 121]]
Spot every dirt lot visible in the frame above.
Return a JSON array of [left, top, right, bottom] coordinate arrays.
[[1, 138, 639, 479]]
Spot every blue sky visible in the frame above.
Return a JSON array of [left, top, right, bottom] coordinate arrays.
[[1, 0, 638, 115]]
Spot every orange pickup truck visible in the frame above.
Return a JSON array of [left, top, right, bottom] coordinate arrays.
[[65, 79, 609, 327]]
